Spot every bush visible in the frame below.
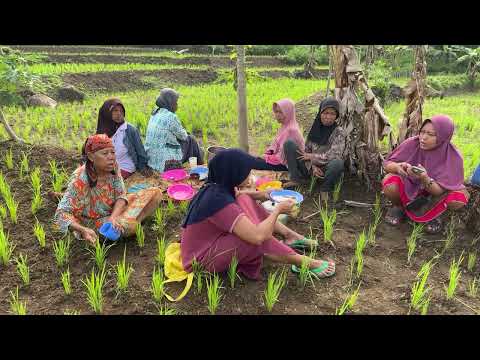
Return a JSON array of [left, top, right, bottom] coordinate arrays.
[[246, 45, 294, 56], [368, 59, 395, 102], [285, 46, 328, 66]]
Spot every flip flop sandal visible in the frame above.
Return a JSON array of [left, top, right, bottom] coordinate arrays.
[[287, 237, 318, 250], [385, 206, 405, 226], [425, 218, 442, 234], [291, 260, 336, 279]]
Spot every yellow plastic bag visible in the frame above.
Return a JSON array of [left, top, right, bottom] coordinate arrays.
[[163, 242, 193, 302]]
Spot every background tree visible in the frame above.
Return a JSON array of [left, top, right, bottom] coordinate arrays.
[[397, 45, 428, 145], [0, 47, 44, 142], [331, 45, 392, 188], [236, 45, 249, 152]]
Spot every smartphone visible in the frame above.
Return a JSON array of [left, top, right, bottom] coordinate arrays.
[[411, 166, 425, 175]]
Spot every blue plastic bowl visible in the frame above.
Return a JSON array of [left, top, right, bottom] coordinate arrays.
[[471, 164, 480, 186], [99, 222, 121, 241], [270, 190, 304, 204]]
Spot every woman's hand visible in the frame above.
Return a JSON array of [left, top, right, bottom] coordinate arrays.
[[394, 162, 410, 177], [80, 227, 98, 246], [296, 149, 314, 161], [275, 199, 296, 215], [407, 163, 429, 180], [312, 165, 324, 178], [108, 216, 123, 233]]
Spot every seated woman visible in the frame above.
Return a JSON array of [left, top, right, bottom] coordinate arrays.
[[54, 134, 162, 245], [382, 115, 469, 234], [96, 98, 149, 180], [180, 148, 335, 280], [251, 99, 305, 172], [283, 97, 346, 204], [144, 88, 204, 172]]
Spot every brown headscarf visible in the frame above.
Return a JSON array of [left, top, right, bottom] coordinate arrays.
[[96, 98, 126, 138], [81, 134, 115, 187]]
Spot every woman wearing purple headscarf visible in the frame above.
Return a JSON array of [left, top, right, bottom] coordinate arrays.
[[382, 115, 469, 234]]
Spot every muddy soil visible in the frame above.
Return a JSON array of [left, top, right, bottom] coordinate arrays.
[[0, 140, 479, 315], [61, 69, 218, 93]]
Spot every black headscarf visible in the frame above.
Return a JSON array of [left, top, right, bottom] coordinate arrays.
[[182, 148, 258, 228], [307, 97, 340, 146], [96, 98, 126, 138]]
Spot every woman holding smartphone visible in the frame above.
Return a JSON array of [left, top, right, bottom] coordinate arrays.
[[382, 115, 469, 234]]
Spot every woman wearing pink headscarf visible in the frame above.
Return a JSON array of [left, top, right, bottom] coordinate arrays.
[[252, 99, 305, 171], [382, 115, 469, 234]]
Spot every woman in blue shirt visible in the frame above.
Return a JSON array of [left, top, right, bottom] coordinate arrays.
[[144, 88, 204, 172]]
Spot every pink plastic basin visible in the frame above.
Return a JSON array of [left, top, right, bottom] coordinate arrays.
[[167, 183, 195, 201], [162, 169, 188, 182]]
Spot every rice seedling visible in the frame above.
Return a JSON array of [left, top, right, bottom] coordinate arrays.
[[467, 278, 478, 298], [227, 255, 240, 289], [153, 207, 165, 235], [0, 204, 6, 220], [467, 251, 477, 272], [445, 253, 464, 300], [30, 167, 43, 214], [61, 268, 72, 295], [0, 223, 14, 265], [443, 217, 458, 253], [335, 283, 361, 315], [407, 223, 424, 264], [15, 254, 30, 286], [155, 235, 167, 267], [367, 194, 382, 245], [332, 174, 344, 203], [0, 172, 8, 198], [297, 249, 316, 289], [354, 231, 367, 278], [81, 265, 107, 314], [3, 148, 14, 170], [52, 236, 71, 268], [264, 267, 288, 312], [166, 197, 176, 218], [87, 240, 114, 270], [115, 247, 134, 295], [319, 206, 336, 246], [9, 286, 27, 315], [409, 259, 434, 314], [179, 200, 189, 216], [308, 176, 317, 195], [151, 266, 165, 302], [136, 223, 145, 248], [4, 193, 18, 224], [51, 169, 68, 193], [206, 272, 223, 315], [33, 219, 46, 248], [19, 152, 30, 180], [191, 258, 204, 294], [157, 304, 177, 315], [420, 297, 430, 315]]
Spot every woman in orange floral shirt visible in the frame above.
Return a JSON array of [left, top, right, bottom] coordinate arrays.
[[54, 134, 162, 245]]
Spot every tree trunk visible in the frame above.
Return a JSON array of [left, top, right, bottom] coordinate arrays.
[[236, 45, 249, 152], [331, 45, 391, 188], [397, 45, 427, 145], [0, 108, 24, 143], [325, 45, 332, 97]]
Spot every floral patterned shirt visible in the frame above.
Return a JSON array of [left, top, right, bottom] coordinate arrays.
[[54, 165, 128, 234], [306, 126, 346, 169]]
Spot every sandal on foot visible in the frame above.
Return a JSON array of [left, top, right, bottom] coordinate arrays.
[[425, 218, 442, 234], [291, 260, 336, 279], [385, 206, 405, 226], [287, 237, 318, 250]]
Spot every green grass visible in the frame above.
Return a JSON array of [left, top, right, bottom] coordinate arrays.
[[33, 219, 46, 248], [206, 273, 223, 315], [0, 222, 15, 265], [87, 240, 113, 270], [151, 266, 165, 302], [115, 247, 134, 295], [227, 255, 240, 289], [61, 268, 72, 295], [410, 259, 434, 314], [52, 236, 71, 268], [445, 253, 464, 300], [1, 78, 326, 155], [407, 223, 424, 264], [9, 286, 27, 315], [335, 283, 361, 315], [155, 236, 167, 267], [136, 223, 145, 248]]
